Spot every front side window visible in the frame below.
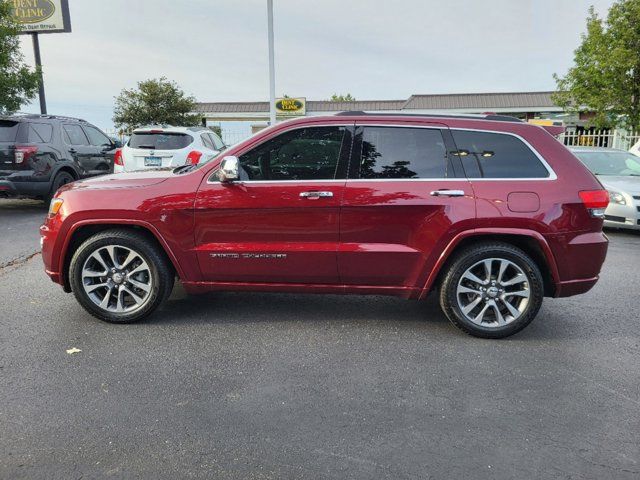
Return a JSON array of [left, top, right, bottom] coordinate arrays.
[[63, 124, 89, 146], [355, 127, 449, 179], [238, 126, 346, 181], [451, 130, 550, 178], [84, 126, 111, 147]]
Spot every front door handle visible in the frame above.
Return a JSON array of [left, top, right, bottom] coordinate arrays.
[[430, 189, 465, 197], [299, 191, 334, 199]]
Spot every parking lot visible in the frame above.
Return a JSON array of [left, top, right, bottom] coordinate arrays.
[[0, 198, 639, 479]]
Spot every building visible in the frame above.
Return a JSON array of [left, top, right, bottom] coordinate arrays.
[[195, 92, 638, 149]]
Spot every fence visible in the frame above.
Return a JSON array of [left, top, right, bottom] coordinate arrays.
[[559, 129, 640, 150]]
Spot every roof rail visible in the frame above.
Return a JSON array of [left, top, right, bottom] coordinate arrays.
[[334, 111, 523, 123]]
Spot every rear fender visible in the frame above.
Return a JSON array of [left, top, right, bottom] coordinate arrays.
[[418, 228, 560, 300]]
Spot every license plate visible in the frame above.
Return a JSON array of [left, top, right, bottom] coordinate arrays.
[[144, 156, 162, 167]]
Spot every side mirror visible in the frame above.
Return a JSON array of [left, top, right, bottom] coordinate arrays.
[[218, 156, 239, 182]]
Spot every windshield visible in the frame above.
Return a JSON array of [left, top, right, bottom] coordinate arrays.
[[0, 120, 19, 142], [574, 151, 640, 176], [128, 132, 193, 150]]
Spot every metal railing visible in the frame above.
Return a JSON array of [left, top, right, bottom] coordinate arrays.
[[560, 130, 640, 150]]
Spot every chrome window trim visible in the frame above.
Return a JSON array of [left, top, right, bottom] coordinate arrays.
[[447, 127, 557, 181], [206, 123, 353, 184], [206, 122, 558, 184]]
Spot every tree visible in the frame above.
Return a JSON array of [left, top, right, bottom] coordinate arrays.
[[330, 93, 356, 102], [553, 0, 640, 130], [0, 1, 40, 114], [113, 77, 200, 131]]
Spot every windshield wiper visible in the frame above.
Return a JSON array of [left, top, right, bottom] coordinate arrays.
[[173, 164, 198, 174]]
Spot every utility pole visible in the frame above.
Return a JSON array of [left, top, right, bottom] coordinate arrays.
[[31, 33, 47, 114], [267, 0, 276, 126]]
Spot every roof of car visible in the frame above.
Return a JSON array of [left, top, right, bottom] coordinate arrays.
[[0, 113, 88, 123]]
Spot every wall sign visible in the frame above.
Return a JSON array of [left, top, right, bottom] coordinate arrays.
[[275, 97, 306, 117], [11, 0, 72, 34]]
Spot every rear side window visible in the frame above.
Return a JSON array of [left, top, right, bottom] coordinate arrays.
[[0, 120, 20, 142], [451, 130, 549, 178], [355, 126, 448, 179], [63, 124, 89, 145], [209, 132, 225, 150], [28, 123, 53, 143], [200, 133, 214, 149], [128, 132, 193, 150]]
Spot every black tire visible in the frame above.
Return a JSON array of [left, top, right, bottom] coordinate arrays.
[[439, 242, 544, 339], [45, 171, 75, 204], [69, 229, 174, 323]]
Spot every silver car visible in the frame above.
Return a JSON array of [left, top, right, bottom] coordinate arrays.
[[571, 147, 640, 230]]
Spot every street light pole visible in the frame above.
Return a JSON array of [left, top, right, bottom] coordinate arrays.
[[267, 0, 276, 126]]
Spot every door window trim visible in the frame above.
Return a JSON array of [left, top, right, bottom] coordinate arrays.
[[347, 123, 557, 182], [349, 123, 463, 181], [207, 123, 355, 184], [448, 127, 557, 181]]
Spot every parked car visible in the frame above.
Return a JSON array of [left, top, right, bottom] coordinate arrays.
[[115, 126, 225, 173], [0, 114, 116, 202], [571, 146, 640, 230], [41, 113, 609, 338]]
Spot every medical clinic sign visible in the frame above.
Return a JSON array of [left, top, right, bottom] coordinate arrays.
[[10, 0, 71, 34]]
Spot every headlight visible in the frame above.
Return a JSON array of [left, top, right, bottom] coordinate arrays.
[[608, 191, 626, 205], [48, 198, 64, 216]]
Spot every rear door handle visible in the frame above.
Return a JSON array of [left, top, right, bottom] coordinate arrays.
[[299, 191, 334, 198], [430, 189, 465, 197]]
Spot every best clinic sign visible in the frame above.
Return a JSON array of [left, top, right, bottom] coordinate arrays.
[[10, 0, 71, 34], [275, 97, 306, 117]]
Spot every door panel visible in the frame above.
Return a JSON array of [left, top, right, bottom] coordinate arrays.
[[339, 124, 475, 289], [193, 125, 352, 285]]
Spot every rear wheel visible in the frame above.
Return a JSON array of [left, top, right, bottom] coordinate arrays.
[[45, 171, 74, 204], [69, 229, 174, 323], [439, 242, 544, 339]]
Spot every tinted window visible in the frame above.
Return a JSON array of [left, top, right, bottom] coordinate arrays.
[[28, 123, 53, 143], [128, 132, 192, 150], [238, 127, 345, 181], [0, 120, 20, 142], [200, 133, 214, 149], [574, 151, 640, 176], [355, 127, 448, 179], [63, 124, 89, 145], [451, 130, 549, 178], [84, 126, 111, 147]]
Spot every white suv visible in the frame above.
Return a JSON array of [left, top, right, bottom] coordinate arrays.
[[114, 126, 225, 172]]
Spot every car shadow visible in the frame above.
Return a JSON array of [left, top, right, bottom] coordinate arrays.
[[148, 283, 451, 329]]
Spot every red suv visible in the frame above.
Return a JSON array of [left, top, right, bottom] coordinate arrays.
[[40, 113, 609, 338]]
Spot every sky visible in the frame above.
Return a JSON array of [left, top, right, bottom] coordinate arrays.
[[17, 0, 617, 130]]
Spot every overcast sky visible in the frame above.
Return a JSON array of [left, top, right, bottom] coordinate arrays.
[[18, 0, 616, 129]]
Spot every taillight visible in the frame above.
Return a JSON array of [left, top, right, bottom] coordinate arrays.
[[186, 150, 202, 165], [114, 148, 123, 166], [579, 190, 609, 218], [15, 145, 38, 164]]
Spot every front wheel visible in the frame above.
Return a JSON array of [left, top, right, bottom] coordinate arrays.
[[439, 242, 544, 339], [69, 229, 174, 323]]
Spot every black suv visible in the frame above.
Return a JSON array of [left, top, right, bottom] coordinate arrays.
[[0, 114, 117, 202]]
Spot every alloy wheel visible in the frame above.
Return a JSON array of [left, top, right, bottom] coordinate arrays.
[[456, 258, 531, 328], [81, 245, 153, 313]]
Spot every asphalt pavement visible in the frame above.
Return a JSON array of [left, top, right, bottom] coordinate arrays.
[[1, 198, 639, 479]]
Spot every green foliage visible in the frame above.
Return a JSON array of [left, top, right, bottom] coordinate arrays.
[[330, 93, 356, 102], [113, 77, 200, 131], [0, 1, 40, 114], [553, 0, 640, 130]]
